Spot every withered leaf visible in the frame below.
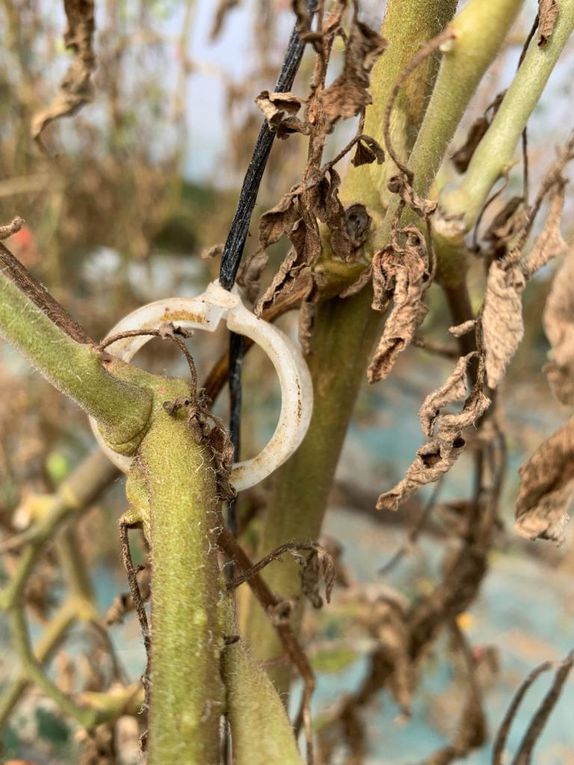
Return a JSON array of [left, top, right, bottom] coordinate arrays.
[[0, 217, 25, 241], [368, 229, 429, 383], [523, 181, 567, 278], [378, 383, 490, 512], [258, 188, 301, 249], [451, 92, 505, 174], [419, 353, 475, 438], [387, 174, 437, 218], [449, 319, 476, 338], [351, 135, 385, 167], [32, 0, 96, 145], [481, 258, 525, 389], [321, 20, 386, 126], [292, 544, 336, 609], [201, 243, 223, 260], [484, 196, 528, 251], [538, 0, 559, 46], [543, 247, 574, 404], [339, 264, 372, 299], [515, 418, 574, 544], [255, 90, 308, 138]]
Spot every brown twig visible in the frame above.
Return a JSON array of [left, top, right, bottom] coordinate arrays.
[[119, 521, 151, 711], [0, 241, 92, 344]]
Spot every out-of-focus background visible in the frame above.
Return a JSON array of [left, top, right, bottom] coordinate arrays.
[[0, 1, 573, 763]]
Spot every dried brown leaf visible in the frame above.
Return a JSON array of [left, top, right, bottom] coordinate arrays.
[[378, 359, 490, 512], [201, 243, 223, 260], [321, 20, 387, 126], [419, 353, 475, 438], [387, 174, 438, 218], [523, 182, 567, 277], [449, 319, 476, 338], [0, 217, 25, 241], [538, 0, 559, 46], [32, 0, 96, 144], [292, 544, 336, 608], [255, 90, 308, 139], [543, 248, 574, 404], [484, 196, 528, 250], [481, 259, 525, 388], [368, 229, 429, 383], [451, 92, 505, 174], [351, 135, 385, 167], [515, 418, 574, 544], [259, 188, 301, 248]]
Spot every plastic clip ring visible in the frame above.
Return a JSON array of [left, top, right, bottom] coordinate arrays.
[[89, 281, 313, 492]]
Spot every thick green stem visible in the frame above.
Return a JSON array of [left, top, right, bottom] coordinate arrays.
[[410, 0, 524, 200], [126, 378, 226, 765], [438, 0, 574, 232], [245, 0, 463, 691], [0, 267, 152, 451], [223, 639, 304, 765], [341, 0, 458, 215]]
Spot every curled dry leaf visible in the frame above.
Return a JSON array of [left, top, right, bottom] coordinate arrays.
[[0, 217, 25, 241], [523, 181, 567, 278], [255, 90, 308, 138], [451, 91, 505, 174], [292, 544, 336, 609], [387, 174, 438, 219], [543, 247, 574, 404], [484, 196, 529, 254], [481, 258, 525, 389], [378, 359, 490, 512], [32, 0, 96, 144], [368, 228, 429, 383], [538, 0, 559, 46], [515, 418, 574, 544], [351, 135, 385, 167], [321, 19, 387, 126], [449, 319, 476, 338], [419, 353, 475, 438]]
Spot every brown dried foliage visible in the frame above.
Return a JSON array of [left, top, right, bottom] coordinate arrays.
[[32, 0, 96, 146], [515, 418, 574, 544], [543, 247, 574, 405], [368, 227, 429, 383]]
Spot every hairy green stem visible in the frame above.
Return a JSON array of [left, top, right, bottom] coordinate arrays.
[[223, 639, 304, 765], [0, 268, 152, 451], [438, 0, 574, 232], [126, 378, 226, 765]]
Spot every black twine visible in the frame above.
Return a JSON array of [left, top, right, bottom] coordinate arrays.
[[219, 1, 316, 536]]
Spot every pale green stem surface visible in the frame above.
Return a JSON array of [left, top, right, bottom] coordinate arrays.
[[439, 0, 574, 231], [126, 378, 226, 765], [0, 268, 153, 451], [223, 639, 304, 765]]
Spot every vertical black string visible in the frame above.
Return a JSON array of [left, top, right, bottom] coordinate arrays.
[[218, 2, 316, 536]]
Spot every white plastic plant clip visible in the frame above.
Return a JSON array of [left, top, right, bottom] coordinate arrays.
[[89, 280, 313, 492]]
